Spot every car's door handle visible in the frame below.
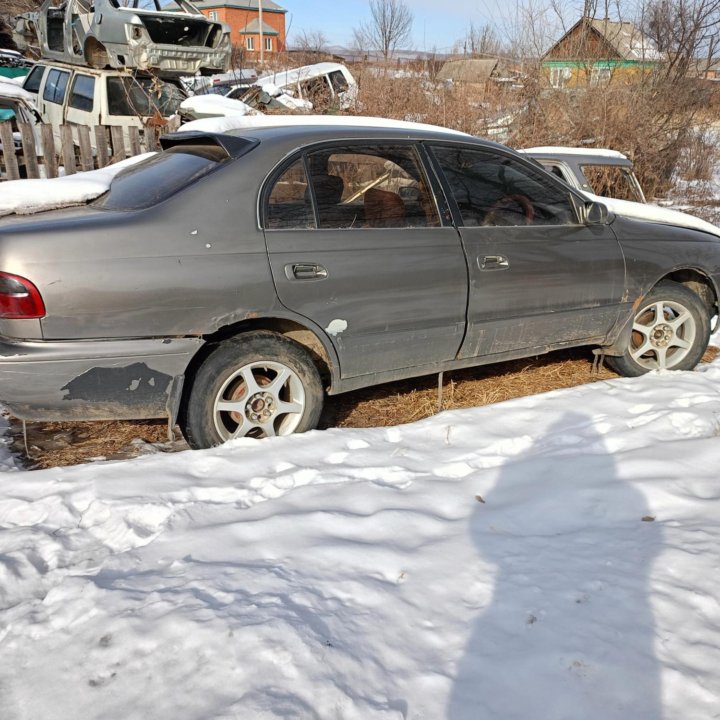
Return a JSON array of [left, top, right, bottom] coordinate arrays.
[[285, 263, 328, 280], [479, 255, 510, 270]]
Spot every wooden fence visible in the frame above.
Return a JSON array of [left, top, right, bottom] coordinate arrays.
[[0, 119, 181, 181]]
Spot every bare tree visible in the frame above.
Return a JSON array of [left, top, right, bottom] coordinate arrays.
[[462, 22, 503, 56], [640, 0, 720, 78], [293, 29, 329, 54], [353, 0, 413, 60]]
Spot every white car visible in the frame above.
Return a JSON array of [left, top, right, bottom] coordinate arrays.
[[521, 146, 647, 203], [254, 63, 357, 110]]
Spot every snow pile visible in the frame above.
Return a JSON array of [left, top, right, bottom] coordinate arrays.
[[179, 93, 259, 119], [2, 361, 720, 717], [0, 153, 154, 217]]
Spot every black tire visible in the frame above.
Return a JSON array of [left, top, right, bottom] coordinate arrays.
[[607, 281, 710, 377], [180, 331, 324, 449]]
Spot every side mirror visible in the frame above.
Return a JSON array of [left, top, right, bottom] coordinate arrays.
[[585, 201, 610, 225]]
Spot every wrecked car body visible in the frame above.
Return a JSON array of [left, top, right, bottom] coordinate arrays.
[[14, 0, 230, 76], [521, 147, 647, 203], [255, 62, 357, 111], [0, 120, 718, 449]]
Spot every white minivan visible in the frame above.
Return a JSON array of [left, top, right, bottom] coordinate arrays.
[[22, 61, 185, 133]]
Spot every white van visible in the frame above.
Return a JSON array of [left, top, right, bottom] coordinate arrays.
[[22, 61, 185, 133], [255, 63, 357, 110]]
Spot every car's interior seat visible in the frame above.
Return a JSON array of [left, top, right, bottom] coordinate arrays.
[[364, 188, 406, 228], [307, 173, 363, 228]]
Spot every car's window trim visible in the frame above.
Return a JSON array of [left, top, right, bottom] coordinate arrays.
[[259, 138, 447, 232], [68, 73, 95, 113], [42, 68, 71, 105], [23, 64, 46, 94], [425, 141, 587, 228]]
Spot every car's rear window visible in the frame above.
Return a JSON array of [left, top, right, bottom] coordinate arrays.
[[94, 145, 231, 210]]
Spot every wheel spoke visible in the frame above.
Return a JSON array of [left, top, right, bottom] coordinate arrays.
[[670, 336, 692, 350], [655, 345, 669, 369], [230, 416, 254, 439], [276, 400, 303, 416], [653, 301, 667, 323], [632, 321, 652, 336], [668, 310, 691, 330], [239, 367, 262, 396], [264, 367, 291, 395], [216, 399, 245, 413], [630, 340, 654, 361]]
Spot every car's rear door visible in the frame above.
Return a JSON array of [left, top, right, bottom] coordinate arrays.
[[263, 142, 468, 378], [428, 143, 627, 358]]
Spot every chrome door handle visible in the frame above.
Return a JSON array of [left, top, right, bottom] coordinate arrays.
[[479, 255, 509, 270], [285, 263, 328, 280]]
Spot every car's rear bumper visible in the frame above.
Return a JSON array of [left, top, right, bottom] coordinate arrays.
[[0, 336, 204, 422]]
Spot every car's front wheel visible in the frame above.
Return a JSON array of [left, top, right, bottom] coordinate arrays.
[[180, 331, 324, 449], [607, 281, 711, 377]]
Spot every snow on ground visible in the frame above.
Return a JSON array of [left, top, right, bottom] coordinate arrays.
[[1, 357, 720, 718]]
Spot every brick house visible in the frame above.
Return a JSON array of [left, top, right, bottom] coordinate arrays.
[[192, 0, 287, 55], [542, 17, 661, 88]]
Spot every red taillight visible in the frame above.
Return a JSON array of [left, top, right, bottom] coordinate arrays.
[[0, 272, 46, 319]]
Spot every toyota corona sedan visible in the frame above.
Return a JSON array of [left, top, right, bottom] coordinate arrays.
[[0, 119, 717, 449]]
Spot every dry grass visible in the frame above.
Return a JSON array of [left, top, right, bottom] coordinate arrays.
[[13, 344, 720, 470], [14, 347, 618, 469]]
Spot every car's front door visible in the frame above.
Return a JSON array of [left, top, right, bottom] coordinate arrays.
[[263, 143, 468, 378], [429, 144, 627, 359]]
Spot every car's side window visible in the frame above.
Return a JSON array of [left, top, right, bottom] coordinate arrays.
[[304, 145, 440, 229], [42, 69, 70, 105], [68, 74, 95, 112], [432, 145, 577, 227], [23, 65, 46, 94], [266, 158, 316, 230]]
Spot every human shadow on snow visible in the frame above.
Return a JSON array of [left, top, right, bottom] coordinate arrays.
[[447, 412, 663, 720]]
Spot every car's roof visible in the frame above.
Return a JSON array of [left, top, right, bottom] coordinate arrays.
[[178, 113, 498, 146], [185, 122, 512, 155], [24, 59, 150, 79], [519, 146, 633, 167], [257, 63, 349, 87]]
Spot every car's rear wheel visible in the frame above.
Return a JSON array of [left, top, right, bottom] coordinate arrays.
[[607, 281, 711, 377], [180, 332, 324, 449]]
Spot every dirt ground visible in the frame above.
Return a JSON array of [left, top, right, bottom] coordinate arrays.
[[10, 345, 720, 470]]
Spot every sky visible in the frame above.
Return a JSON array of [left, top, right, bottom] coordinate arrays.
[[284, 0, 505, 52]]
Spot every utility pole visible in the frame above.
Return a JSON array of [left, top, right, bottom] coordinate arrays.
[[259, 0, 264, 65]]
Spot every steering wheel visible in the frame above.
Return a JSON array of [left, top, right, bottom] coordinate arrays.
[[484, 194, 534, 226]]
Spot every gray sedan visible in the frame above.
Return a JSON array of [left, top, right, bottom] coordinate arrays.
[[0, 121, 717, 448]]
